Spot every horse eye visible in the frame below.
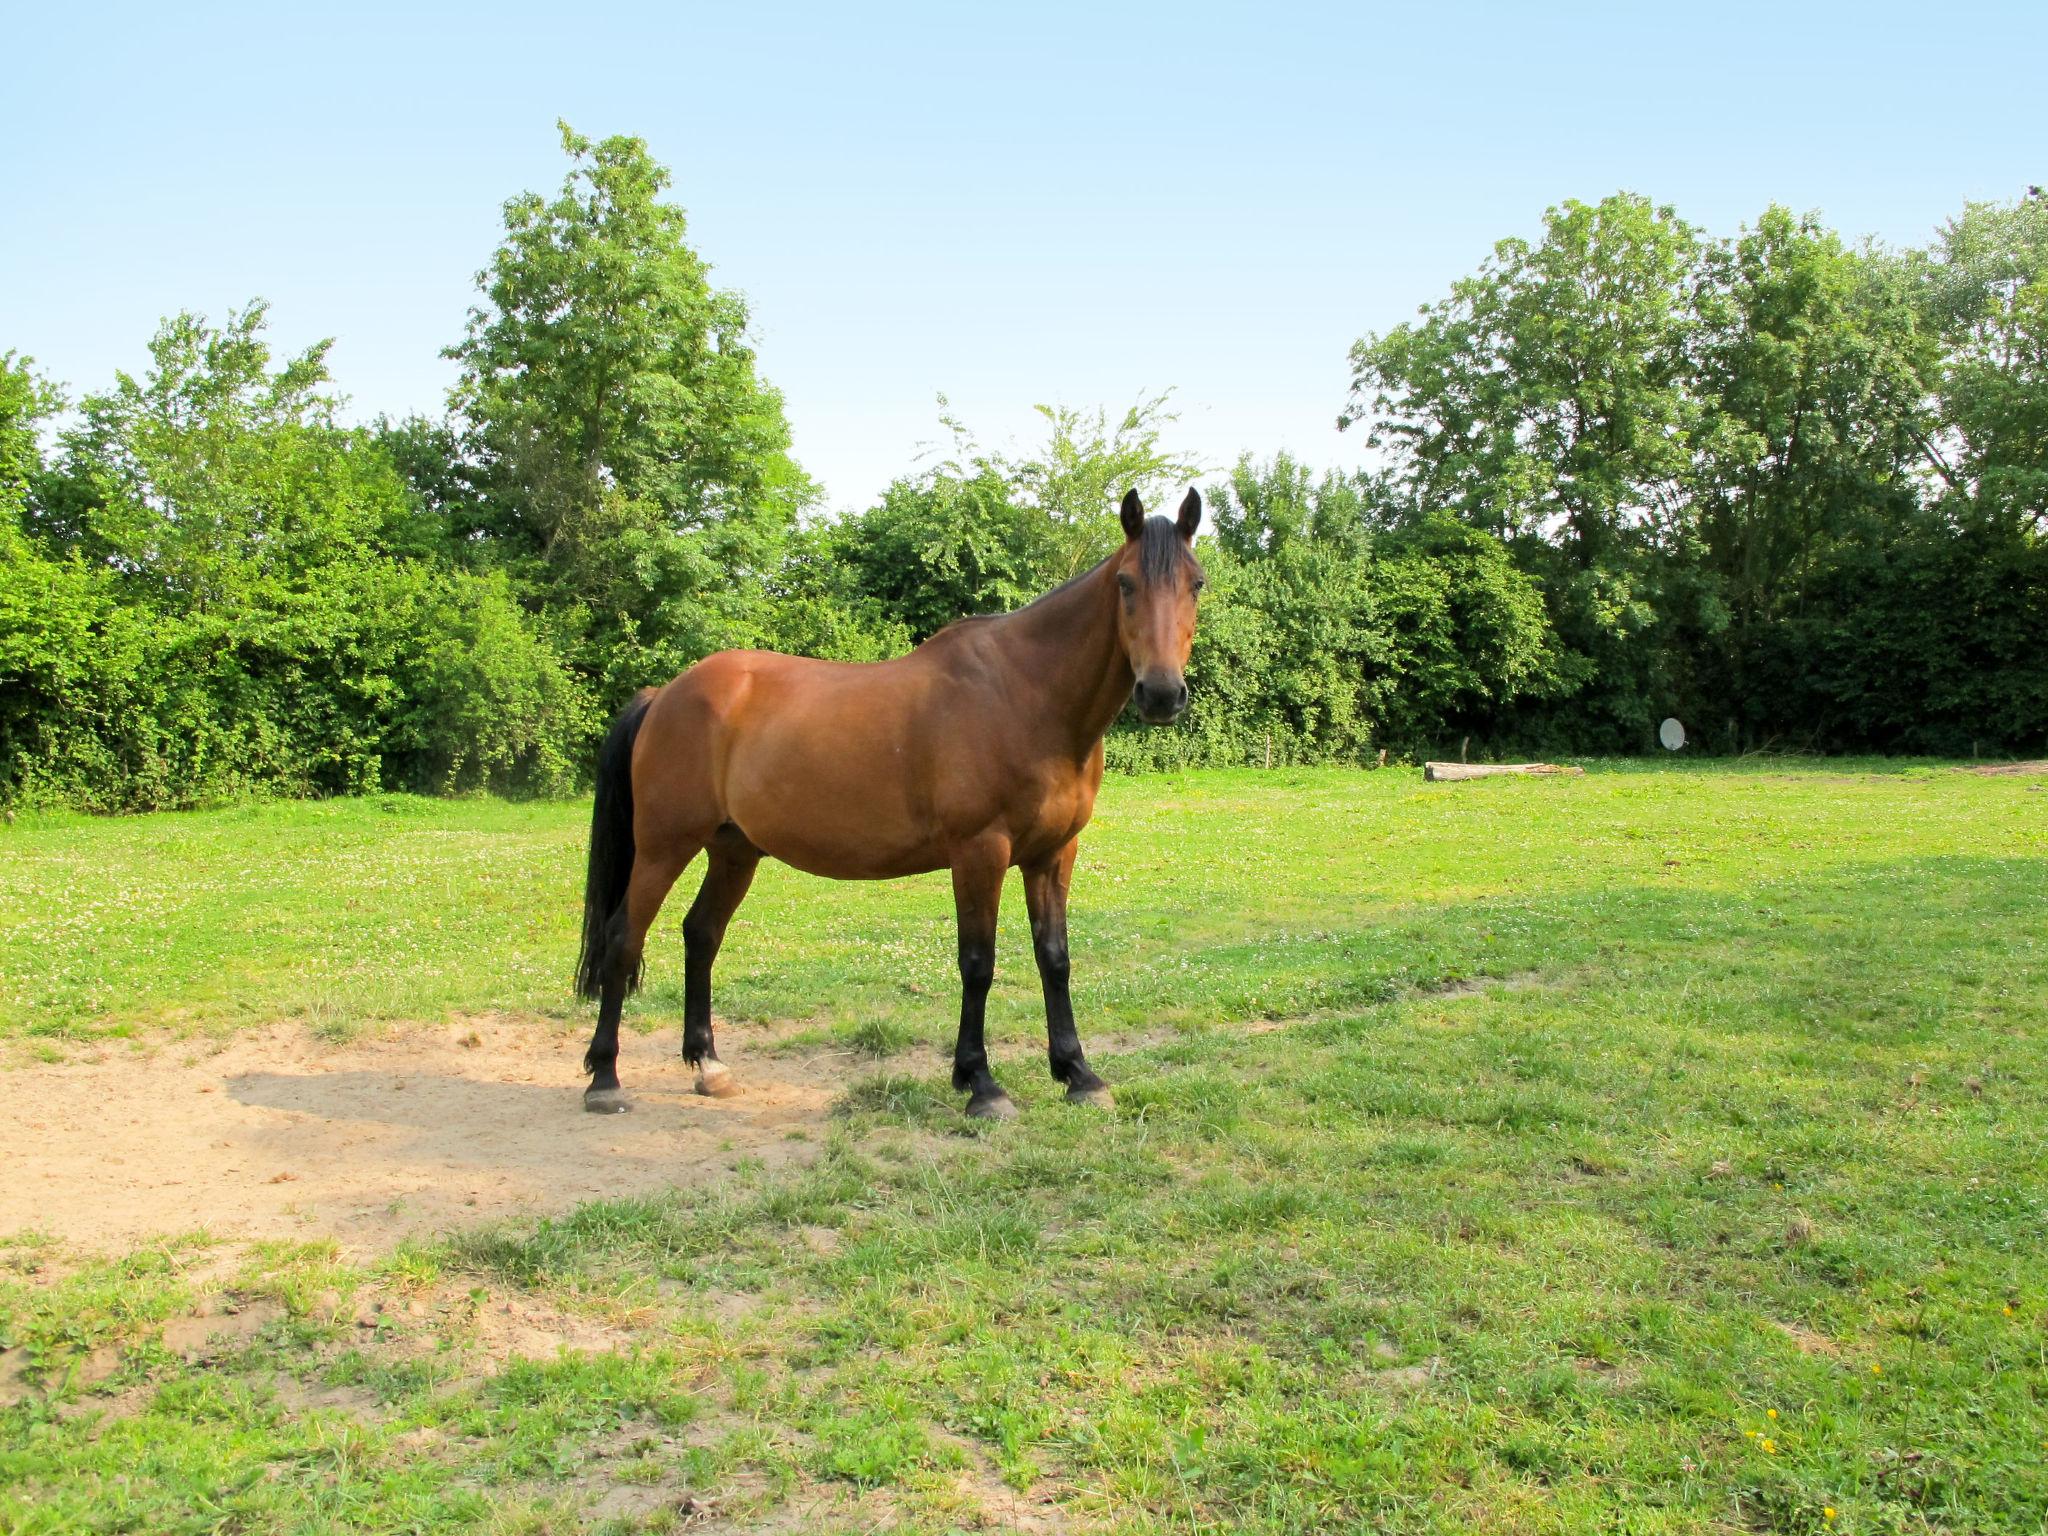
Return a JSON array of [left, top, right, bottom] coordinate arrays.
[[1117, 575, 1137, 597]]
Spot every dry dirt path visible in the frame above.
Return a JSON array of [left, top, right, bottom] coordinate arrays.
[[2, 1016, 843, 1255]]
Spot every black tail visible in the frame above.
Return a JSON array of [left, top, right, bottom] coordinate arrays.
[[575, 689, 656, 1001]]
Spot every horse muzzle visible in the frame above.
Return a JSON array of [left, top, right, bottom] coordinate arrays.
[[1131, 673, 1189, 725]]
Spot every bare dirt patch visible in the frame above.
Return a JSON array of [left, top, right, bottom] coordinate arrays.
[[1772, 1319, 1840, 1356], [1960, 759, 2048, 777], [0, 1016, 842, 1256], [1414, 969, 1544, 1000]]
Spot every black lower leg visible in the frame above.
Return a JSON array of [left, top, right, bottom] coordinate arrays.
[[583, 912, 632, 1110], [1025, 849, 1107, 1104], [682, 936, 717, 1068], [951, 939, 1002, 1103], [679, 842, 759, 1079], [1037, 936, 1109, 1103], [949, 842, 1012, 1118], [585, 990, 624, 1090], [1037, 934, 1104, 1092]]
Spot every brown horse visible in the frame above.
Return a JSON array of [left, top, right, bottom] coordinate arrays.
[[573, 488, 1205, 1119]]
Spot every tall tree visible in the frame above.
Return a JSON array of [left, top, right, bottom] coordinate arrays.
[[447, 122, 811, 699], [1344, 194, 1701, 745], [1343, 193, 1700, 563], [1918, 191, 2048, 534], [1687, 207, 1936, 735]]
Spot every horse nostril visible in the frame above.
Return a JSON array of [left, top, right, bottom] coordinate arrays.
[[1174, 683, 1189, 710]]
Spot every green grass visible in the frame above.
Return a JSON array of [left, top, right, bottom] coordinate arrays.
[[2, 762, 2045, 1532]]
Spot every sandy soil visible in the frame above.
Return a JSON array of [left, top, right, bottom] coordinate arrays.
[[1, 1016, 847, 1255]]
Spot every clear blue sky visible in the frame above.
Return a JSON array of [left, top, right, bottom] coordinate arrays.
[[5, 1, 2042, 511]]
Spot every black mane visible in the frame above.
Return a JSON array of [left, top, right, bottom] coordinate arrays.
[[923, 513, 1197, 647]]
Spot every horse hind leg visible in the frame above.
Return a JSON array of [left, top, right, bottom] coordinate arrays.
[[583, 837, 699, 1113], [681, 829, 762, 1097]]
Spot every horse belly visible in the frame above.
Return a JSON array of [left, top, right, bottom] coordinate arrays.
[[720, 713, 951, 880]]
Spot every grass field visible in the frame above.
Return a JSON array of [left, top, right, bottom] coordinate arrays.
[[2, 762, 2044, 1533]]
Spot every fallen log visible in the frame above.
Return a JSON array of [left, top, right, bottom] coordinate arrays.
[[1424, 761, 1584, 782]]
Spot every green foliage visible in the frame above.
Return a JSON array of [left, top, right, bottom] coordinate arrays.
[[1346, 193, 1701, 558], [1349, 189, 2048, 756], [1371, 513, 1559, 744], [0, 353, 61, 524], [824, 390, 1202, 638], [995, 391, 1204, 578], [1918, 191, 2048, 535], [6, 164, 2045, 811], [445, 120, 813, 709], [1113, 457, 1558, 769], [2, 308, 589, 810], [830, 466, 1048, 643]]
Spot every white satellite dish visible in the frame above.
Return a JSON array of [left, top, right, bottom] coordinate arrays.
[[1658, 717, 1686, 751]]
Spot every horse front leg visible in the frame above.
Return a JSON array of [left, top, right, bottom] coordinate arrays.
[[1023, 840, 1112, 1109], [950, 833, 1015, 1120]]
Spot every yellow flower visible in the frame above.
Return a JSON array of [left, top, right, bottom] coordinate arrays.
[[1823, 1509, 1837, 1522], [1767, 1408, 1778, 1419], [1760, 1437, 1776, 1454], [2003, 1304, 2014, 1316], [1870, 1363, 1882, 1375]]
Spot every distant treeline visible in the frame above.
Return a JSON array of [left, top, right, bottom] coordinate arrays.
[[3, 126, 2043, 811]]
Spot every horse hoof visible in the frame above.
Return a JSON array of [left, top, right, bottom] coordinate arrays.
[[584, 1088, 630, 1114], [966, 1092, 1018, 1122], [695, 1062, 741, 1098], [1066, 1084, 1115, 1110]]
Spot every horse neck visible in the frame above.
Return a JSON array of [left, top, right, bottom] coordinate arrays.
[[995, 559, 1132, 757]]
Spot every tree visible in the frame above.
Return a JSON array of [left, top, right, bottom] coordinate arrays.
[[998, 392, 1204, 577], [1685, 209, 1936, 740], [1343, 194, 1701, 747], [1207, 451, 1377, 560], [1343, 193, 1700, 563], [1184, 459, 1557, 764], [1, 352, 61, 527], [3, 305, 590, 809], [42, 304, 402, 606], [447, 121, 812, 701], [832, 467, 1048, 642], [1917, 191, 2048, 535]]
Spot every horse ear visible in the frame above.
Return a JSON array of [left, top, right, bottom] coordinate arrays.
[[1177, 488, 1202, 540], [1119, 488, 1144, 541]]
